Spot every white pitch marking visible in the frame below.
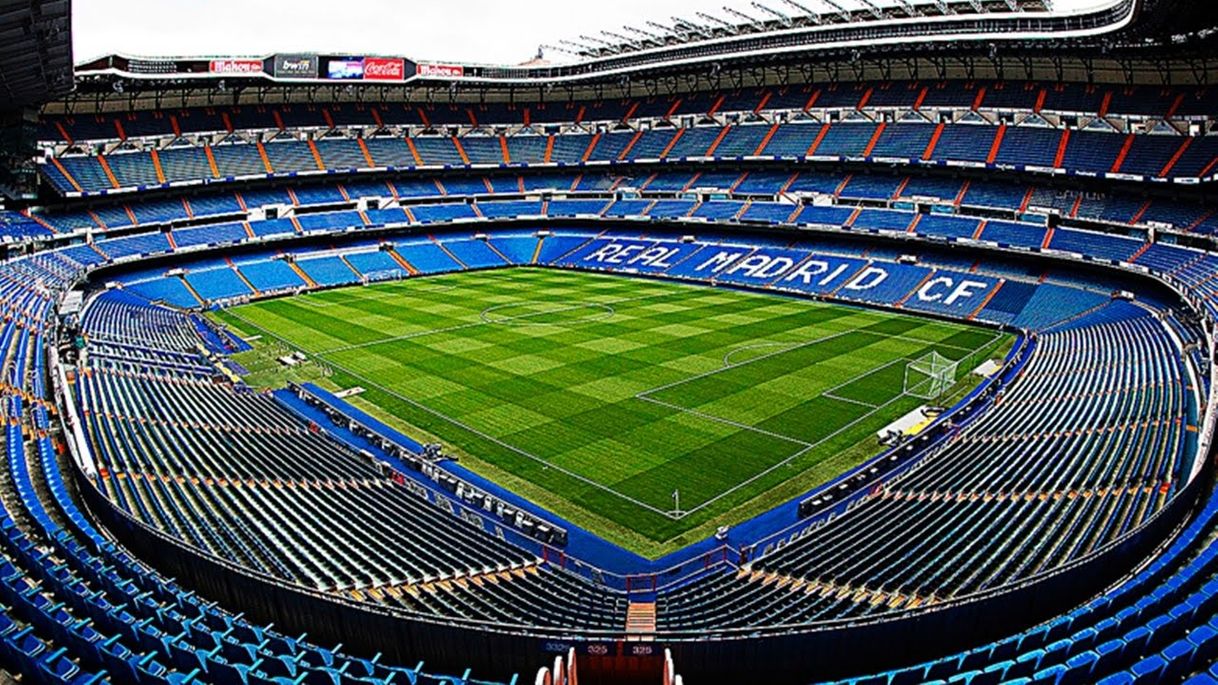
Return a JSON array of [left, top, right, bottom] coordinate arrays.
[[226, 274, 1008, 520]]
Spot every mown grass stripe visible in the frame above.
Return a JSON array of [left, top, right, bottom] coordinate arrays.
[[220, 267, 1013, 557]]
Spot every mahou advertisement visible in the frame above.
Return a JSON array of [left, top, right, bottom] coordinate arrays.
[[416, 63, 465, 78], [209, 59, 264, 75], [362, 57, 406, 81]]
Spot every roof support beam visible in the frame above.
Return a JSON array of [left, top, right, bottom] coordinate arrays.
[[721, 6, 767, 31], [752, 2, 794, 26], [817, 0, 853, 22], [601, 31, 643, 50], [585, 36, 626, 56], [539, 44, 584, 59], [558, 39, 598, 56], [624, 25, 665, 45], [855, 0, 886, 19], [696, 11, 738, 33], [671, 17, 716, 40], [780, 0, 824, 23]]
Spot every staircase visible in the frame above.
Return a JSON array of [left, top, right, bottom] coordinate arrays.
[[226, 258, 262, 294], [626, 601, 657, 634], [179, 276, 206, 306], [387, 248, 419, 275], [288, 261, 318, 288], [432, 238, 468, 269], [338, 255, 363, 280], [483, 239, 513, 265]]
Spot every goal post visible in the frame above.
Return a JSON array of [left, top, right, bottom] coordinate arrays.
[[361, 269, 406, 285], [904, 351, 958, 401]]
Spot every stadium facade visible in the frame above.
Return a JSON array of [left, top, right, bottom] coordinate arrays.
[[0, 0, 1217, 683]]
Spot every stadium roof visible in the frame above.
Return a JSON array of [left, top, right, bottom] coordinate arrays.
[[0, 0, 72, 109], [52, 0, 1218, 113], [543, 0, 1050, 61], [70, 0, 1139, 87]]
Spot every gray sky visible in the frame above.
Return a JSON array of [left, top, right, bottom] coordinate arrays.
[[73, 0, 1101, 66]]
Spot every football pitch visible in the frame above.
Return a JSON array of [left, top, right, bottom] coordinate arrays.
[[214, 267, 1013, 557]]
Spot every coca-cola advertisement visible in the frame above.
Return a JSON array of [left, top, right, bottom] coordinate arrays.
[[362, 57, 406, 81], [416, 63, 465, 78], [209, 59, 264, 75]]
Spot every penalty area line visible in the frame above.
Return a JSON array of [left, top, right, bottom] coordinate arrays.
[[653, 330, 1004, 517]]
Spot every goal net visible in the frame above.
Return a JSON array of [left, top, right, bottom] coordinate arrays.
[[361, 269, 405, 285], [904, 351, 958, 401]]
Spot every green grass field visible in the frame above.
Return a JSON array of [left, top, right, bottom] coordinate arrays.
[[212, 267, 1012, 557]]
